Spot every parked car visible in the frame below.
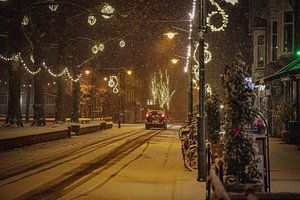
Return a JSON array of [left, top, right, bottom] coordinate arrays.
[[145, 110, 167, 129]]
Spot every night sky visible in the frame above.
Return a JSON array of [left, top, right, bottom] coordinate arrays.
[[0, 0, 251, 120]]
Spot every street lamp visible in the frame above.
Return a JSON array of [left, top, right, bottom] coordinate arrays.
[[170, 58, 179, 64], [163, 31, 178, 39]]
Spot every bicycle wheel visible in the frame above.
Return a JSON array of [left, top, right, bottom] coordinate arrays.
[[184, 146, 198, 171]]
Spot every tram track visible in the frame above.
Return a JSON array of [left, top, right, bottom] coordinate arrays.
[[0, 129, 143, 182], [14, 129, 164, 200]]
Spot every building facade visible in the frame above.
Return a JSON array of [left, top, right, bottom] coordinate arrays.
[[250, 0, 300, 140]]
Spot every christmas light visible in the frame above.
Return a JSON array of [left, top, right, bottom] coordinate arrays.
[[21, 16, 29, 26], [193, 42, 212, 80], [0, 54, 18, 61], [150, 70, 175, 109], [19, 54, 41, 75], [207, 0, 229, 32], [42, 62, 68, 77], [49, 0, 58, 12], [88, 15, 96, 25], [101, 3, 115, 19], [223, 0, 239, 5], [184, 0, 197, 73], [92, 45, 99, 54], [119, 40, 125, 48], [108, 76, 119, 93], [98, 43, 105, 51]]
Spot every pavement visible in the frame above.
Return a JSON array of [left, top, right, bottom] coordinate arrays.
[[269, 138, 300, 193], [0, 121, 112, 151]]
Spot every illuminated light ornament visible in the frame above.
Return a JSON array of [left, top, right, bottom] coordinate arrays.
[[0, 54, 19, 61], [223, 0, 239, 5], [21, 16, 29, 26], [184, 0, 197, 73], [66, 70, 82, 82], [49, 0, 59, 12], [30, 54, 35, 63], [91, 45, 99, 54], [98, 43, 105, 51], [88, 15, 97, 25], [119, 40, 125, 48], [19, 54, 41, 75], [207, 0, 228, 32], [101, 3, 115, 19], [42, 62, 68, 77], [205, 83, 212, 95], [193, 42, 212, 80], [108, 76, 119, 93]]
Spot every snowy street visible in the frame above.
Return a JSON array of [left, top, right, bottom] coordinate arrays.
[[0, 125, 204, 200]]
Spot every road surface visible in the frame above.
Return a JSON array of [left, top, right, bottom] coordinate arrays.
[[0, 124, 204, 200]]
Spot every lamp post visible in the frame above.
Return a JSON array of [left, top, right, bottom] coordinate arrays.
[[197, 0, 206, 182]]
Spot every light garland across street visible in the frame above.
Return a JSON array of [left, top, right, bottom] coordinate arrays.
[[0, 53, 82, 82]]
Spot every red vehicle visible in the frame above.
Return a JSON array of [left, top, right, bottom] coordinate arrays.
[[145, 110, 167, 129]]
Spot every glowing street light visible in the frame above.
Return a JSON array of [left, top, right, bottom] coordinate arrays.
[[170, 58, 179, 64], [163, 32, 178, 39], [126, 70, 132, 75], [85, 70, 91, 75]]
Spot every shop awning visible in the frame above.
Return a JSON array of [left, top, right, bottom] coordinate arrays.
[[263, 58, 300, 82]]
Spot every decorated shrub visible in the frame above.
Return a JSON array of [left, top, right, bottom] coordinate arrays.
[[222, 54, 261, 183]]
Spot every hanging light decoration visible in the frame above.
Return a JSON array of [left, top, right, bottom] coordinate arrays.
[[193, 42, 212, 80], [98, 43, 105, 51], [49, 0, 59, 12], [108, 76, 119, 94], [88, 15, 97, 25], [101, 3, 115, 19], [91, 45, 99, 54], [223, 0, 239, 5], [21, 16, 29, 26], [30, 54, 35, 63], [119, 40, 125, 48], [207, 0, 229, 32]]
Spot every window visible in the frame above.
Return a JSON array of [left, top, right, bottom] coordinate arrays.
[[283, 11, 294, 53], [257, 35, 265, 68], [271, 21, 278, 61]]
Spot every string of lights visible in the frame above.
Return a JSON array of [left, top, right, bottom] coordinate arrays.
[[184, 0, 197, 73], [0, 53, 82, 82]]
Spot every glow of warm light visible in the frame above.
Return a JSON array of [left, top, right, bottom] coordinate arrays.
[[108, 76, 119, 93], [98, 43, 105, 51], [21, 16, 29, 26], [164, 32, 178, 39], [207, 0, 228, 32], [101, 3, 115, 19], [150, 70, 175, 109], [224, 0, 239, 5], [220, 104, 224, 109], [49, 0, 58, 12], [92, 45, 99, 54], [88, 15, 96, 25], [127, 70, 132, 75], [119, 40, 126, 48], [171, 58, 179, 64], [104, 77, 108, 81], [85, 70, 90, 75]]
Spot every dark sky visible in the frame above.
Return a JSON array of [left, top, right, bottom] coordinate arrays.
[[0, 0, 251, 119]]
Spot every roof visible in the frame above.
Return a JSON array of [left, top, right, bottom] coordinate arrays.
[[263, 58, 300, 82]]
